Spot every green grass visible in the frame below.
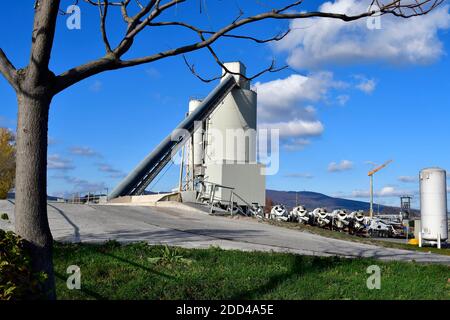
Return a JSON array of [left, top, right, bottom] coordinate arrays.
[[265, 219, 450, 256], [54, 241, 450, 300]]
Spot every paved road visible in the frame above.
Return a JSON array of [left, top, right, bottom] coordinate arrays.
[[1, 200, 450, 264]]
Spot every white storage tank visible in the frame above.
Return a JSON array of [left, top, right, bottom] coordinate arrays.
[[188, 99, 204, 168], [205, 62, 257, 164], [202, 62, 265, 207], [419, 167, 448, 241]]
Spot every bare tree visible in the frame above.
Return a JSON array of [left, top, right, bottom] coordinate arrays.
[[0, 0, 442, 299]]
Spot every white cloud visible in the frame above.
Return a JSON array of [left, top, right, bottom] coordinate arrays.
[[379, 186, 401, 197], [97, 163, 126, 179], [89, 80, 103, 92], [398, 176, 417, 183], [284, 172, 314, 179], [259, 119, 324, 138], [282, 138, 312, 151], [328, 160, 353, 172], [70, 146, 100, 157], [54, 175, 106, 194], [48, 154, 75, 170], [253, 72, 347, 150], [351, 186, 415, 198], [336, 94, 350, 106], [48, 137, 58, 145], [304, 105, 316, 114], [259, 119, 323, 152], [254, 72, 346, 121], [146, 67, 161, 79], [275, 0, 450, 69], [355, 77, 376, 94]]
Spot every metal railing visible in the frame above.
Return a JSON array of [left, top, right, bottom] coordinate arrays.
[[201, 181, 255, 216]]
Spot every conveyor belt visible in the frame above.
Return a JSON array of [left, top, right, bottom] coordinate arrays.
[[108, 75, 238, 199]]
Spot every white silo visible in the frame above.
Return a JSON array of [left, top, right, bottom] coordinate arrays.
[[202, 62, 265, 207], [188, 99, 204, 169], [419, 167, 448, 242], [205, 62, 257, 164]]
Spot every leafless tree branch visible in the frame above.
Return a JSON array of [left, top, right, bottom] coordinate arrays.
[[0, 49, 18, 90], [182, 55, 222, 83], [54, 0, 444, 93], [98, 0, 112, 53], [184, 31, 288, 83], [84, 0, 122, 6], [28, 0, 61, 86], [184, 53, 287, 83], [148, 21, 291, 44]]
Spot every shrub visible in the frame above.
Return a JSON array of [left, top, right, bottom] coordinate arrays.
[[1, 213, 9, 221], [0, 230, 47, 300], [0, 128, 15, 199]]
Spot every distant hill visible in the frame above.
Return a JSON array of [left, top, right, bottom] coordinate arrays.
[[266, 190, 419, 216]]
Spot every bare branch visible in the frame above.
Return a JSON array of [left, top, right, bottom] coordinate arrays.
[[114, 0, 443, 66], [0, 49, 18, 90], [191, 32, 288, 83], [98, 0, 112, 53], [182, 55, 222, 83], [134, 0, 145, 10], [114, 0, 185, 57], [55, 0, 444, 92], [184, 52, 287, 84], [277, 0, 305, 13], [28, 0, 61, 84], [148, 21, 291, 44], [54, 57, 118, 93], [109, 10, 380, 68], [120, 0, 133, 23], [58, 0, 78, 15], [385, 0, 445, 18], [84, 0, 122, 6]]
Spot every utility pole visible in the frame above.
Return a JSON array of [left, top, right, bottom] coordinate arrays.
[[368, 160, 393, 218]]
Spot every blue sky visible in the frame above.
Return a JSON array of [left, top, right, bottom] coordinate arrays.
[[1, 0, 449, 208]]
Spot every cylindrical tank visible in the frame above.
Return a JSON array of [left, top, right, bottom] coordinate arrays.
[[220, 61, 250, 90], [419, 167, 448, 241], [204, 62, 257, 165], [188, 99, 204, 167], [205, 88, 257, 164]]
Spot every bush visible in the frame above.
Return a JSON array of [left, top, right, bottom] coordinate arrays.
[[1, 213, 9, 221], [0, 230, 47, 300], [0, 128, 16, 200]]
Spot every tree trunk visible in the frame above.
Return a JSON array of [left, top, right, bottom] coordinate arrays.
[[14, 93, 55, 300]]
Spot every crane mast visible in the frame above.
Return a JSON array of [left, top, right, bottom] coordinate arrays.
[[368, 160, 393, 218]]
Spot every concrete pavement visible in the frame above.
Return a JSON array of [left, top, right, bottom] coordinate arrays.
[[1, 200, 450, 264]]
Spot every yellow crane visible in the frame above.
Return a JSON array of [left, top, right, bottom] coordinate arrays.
[[368, 160, 393, 218]]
